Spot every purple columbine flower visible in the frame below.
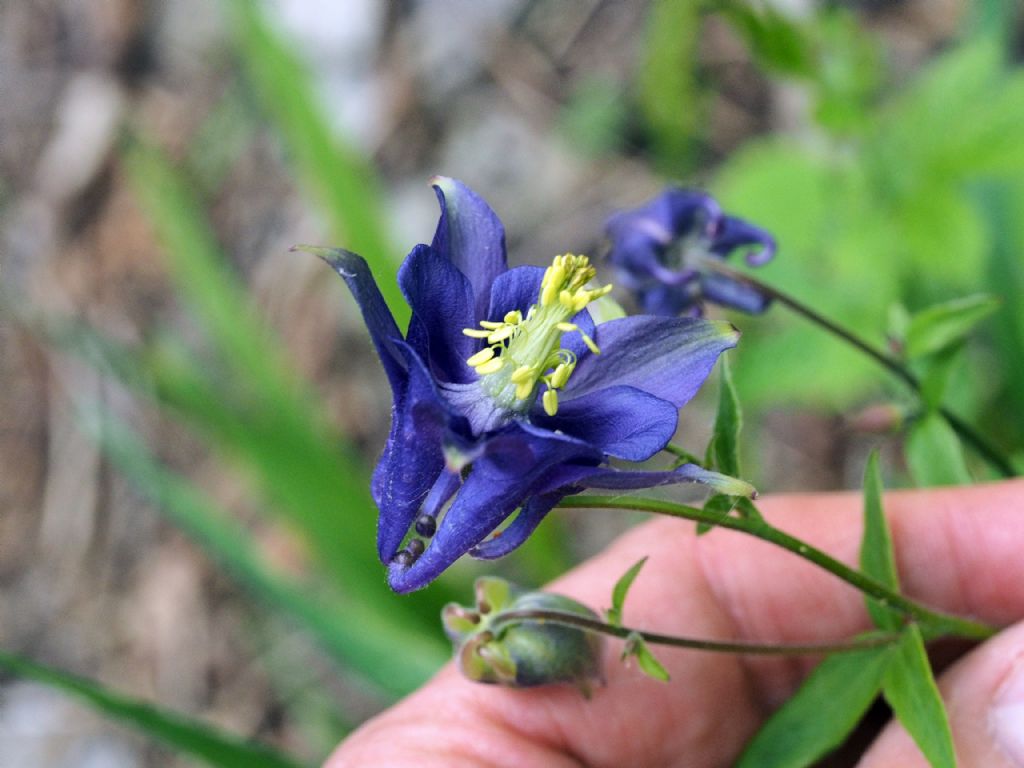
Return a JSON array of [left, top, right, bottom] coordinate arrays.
[[605, 187, 776, 317], [306, 178, 749, 593]]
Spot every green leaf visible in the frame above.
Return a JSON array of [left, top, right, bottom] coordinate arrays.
[[221, 0, 405, 323], [622, 632, 670, 682], [737, 646, 891, 768], [906, 413, 972, 487], [859, 450, 902, 631], [0, 650, 306, 768], [735, 497, 764, 522], [607, 557, 648, 627], [696, 493, 735, 535], [904, 294, 1000, 360], [719, 1, 816, 78], [883, 625, 957, 768], [712, 356, 742, 477], [917, 346, 962, 411]]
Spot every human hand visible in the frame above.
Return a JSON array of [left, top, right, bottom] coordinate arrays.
[[327, 480, 1024, 767]]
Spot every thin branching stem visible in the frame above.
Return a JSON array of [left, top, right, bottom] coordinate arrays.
[[493, 608, 900, 655], [701, 259, 1015, 478], [558, 495, 997, 641]]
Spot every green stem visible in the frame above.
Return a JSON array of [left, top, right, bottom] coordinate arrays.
[[663, 442, 706, 467], [559, 495, 996, 641], [701, 259, 1015, 478], [493, 608, 899, 655]]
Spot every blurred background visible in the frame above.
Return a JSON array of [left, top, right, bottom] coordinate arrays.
[[1, 0, 1023, 765]]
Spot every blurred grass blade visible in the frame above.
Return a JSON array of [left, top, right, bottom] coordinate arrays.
[[221, 0, 405, 323], [906, 413, 972, 487], [637, 0, 702, 171], [0, 650, 306, 768], [80, 402, 447, 697], [122, 139, 457, 620], [737, 646, 891, 768], [883, 625, 957, 768], [859, 450, 901, 630]]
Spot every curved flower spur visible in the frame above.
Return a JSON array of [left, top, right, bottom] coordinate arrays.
[[298, 178, 750, 593], [605, 187, 776, 317]]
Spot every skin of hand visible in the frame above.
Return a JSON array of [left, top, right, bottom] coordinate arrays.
[[326, 480, 1024, 768]]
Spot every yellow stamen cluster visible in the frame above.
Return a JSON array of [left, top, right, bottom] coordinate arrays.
[[462, 254, 612, 417]]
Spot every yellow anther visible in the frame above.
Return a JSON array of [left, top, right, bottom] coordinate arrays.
[[515, 380, 534, 399], [549, 363, 572, 389], [487, 325, 515, 344], [466, 347, 496, 368], [510, 365, 536, 384], [542, 388, 559, 416], [469, 253, 611, 414], [475, 357, 504, 375]]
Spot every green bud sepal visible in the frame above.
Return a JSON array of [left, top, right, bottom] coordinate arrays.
[[443, 577, 605, 696]]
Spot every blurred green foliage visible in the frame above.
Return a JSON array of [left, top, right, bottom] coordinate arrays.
[[9, 0, 1024, 764]]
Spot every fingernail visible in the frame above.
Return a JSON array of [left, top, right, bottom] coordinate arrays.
[[991, 657, 1024, 766]]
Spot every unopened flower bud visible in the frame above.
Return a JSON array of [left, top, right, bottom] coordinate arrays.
[[443, 577, 604, 695]]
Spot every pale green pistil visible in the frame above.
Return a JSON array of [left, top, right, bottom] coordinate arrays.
[[462, 254, 611, 417]]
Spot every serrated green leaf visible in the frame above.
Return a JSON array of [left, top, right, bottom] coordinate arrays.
[[622, 632, 670, 682], [883, 625, 957, 768], [859, 450, 902, 631], [0, 650, 306, 768], [904, 294, 1000, 360], [712, 356, 742, 477], [906, 413, 972, 487], [607, 557, 648, 627], [737, 646, 891, 768]]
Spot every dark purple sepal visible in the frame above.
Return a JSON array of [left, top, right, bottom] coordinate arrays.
[[709, 215, 777, 266], [308, 247, 407, 392], [399, 243, 478, 383], [532, 385, 678, 462], [699, 272, 773, 314], [373, 342, 453, 563], [430, 177, 508, 322], [567, 316, 739, 408]]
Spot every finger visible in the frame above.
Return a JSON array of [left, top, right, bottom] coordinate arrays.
[[858, 619, 1024, 767], [326, 480, 1024, 768], [330, 510, 763, 768], [695, 479, 1024, 707]]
